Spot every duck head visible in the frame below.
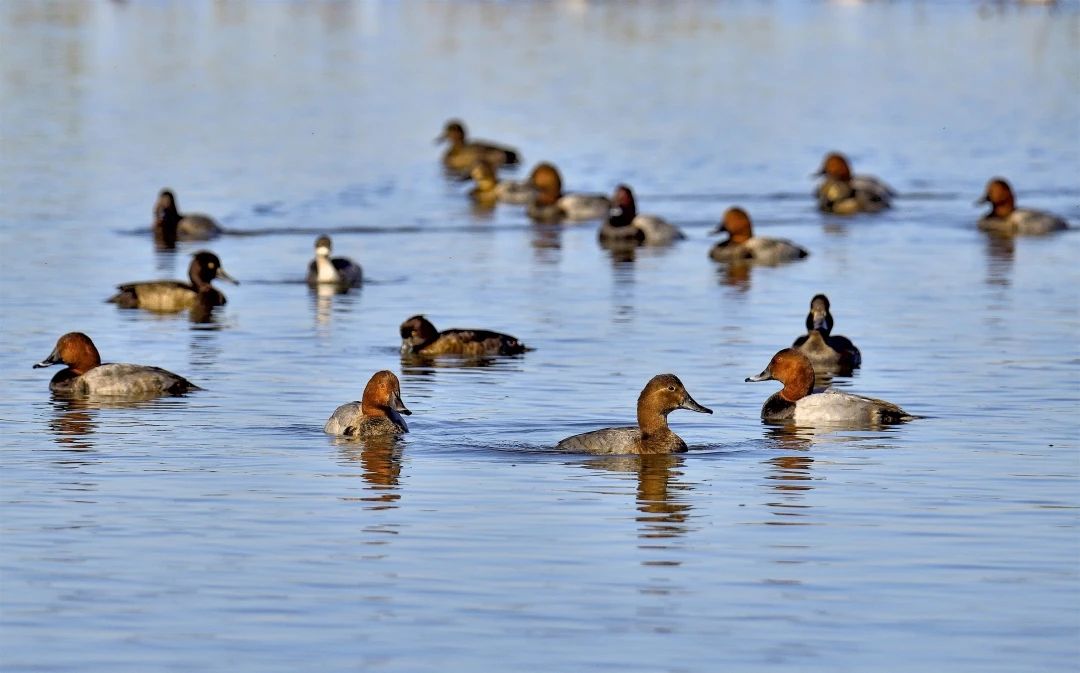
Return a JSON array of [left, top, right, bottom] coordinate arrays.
[[711, 207, 754, 244], [977, 177, 1015, 218], [189, 251, 238, 288], [608, 184, 637, 228], [528, 162, 563, 206], [637, 373, 712, 434], [436, 120, 466, 147], [34, 332, 102, 375], [746, 349, 815, 403], [314, 235, 333, 257], [805, 294, 834, 335], [399, 315, 439, 353], [814, 152, 852, 183], [360, 370, 411, 418]]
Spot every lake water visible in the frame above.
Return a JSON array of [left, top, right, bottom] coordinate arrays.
[[1, 2, 1078, 671]]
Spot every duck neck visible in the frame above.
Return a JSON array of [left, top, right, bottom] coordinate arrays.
[[779, 373, 814, 403], [637, 405, 671, 439], [314, 254, 338, 282], [992, 197, 1015, 218]]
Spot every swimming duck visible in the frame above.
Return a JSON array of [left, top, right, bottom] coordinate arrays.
[[108, 250, 238, 312], [153, 189, 222, 244], [556, 374, 713, 455], [306, 235, 362, 287], [526, 163, 611, 223], [437, 119, 520, 173], [709, 207, 808, 264], [813, 153, 894, 214], [324, 370, 411, 438], [469, 159, 534, 206], [33, 332, 199, 397], [598, 184, 686, 246], [791, 294, 862, 371], [976, 177, 1068, 235], [399, 315, 530, 356], [746, 349, 912, 424]]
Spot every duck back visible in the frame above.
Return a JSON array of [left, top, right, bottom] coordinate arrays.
[[64, 363, 199, 396]]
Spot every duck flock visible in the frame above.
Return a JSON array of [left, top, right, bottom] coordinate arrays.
[[34, 119, 1071, 455]]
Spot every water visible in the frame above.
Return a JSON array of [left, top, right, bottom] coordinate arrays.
[[1, 2, 1078, 671]]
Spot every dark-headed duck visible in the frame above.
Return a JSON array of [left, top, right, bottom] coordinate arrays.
[[399, 315, 530, 356], [108, 250, 238, 312], [746, 349, 912, 424], [153, 189, 222, 245], [307, 235, 362, 287], [437, 119, 520, 173], [557, 374, 713, 455], [526, 162, 611, 223], [34, 332, 199, 397], [813, 152, 894, 215], [599, 185, 686, 246], [791, 294, 862, 371], [976, 177, 1068, 235], [324, 370, 411, 438], [709, 207, 808, 264]]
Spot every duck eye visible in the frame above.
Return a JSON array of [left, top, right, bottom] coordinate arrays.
[[667, 385, 676, 392]]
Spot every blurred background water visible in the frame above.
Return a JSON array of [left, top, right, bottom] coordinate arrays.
[[1, 2, 1078, 671]]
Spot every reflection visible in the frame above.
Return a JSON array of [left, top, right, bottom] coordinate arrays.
[[335, 435, 404, 509], [983, 232, 1015, 287], [400, 352, 524, 376], [583, 454, 694, 548], [309, 282, 360, 327], [716, 260, 752, 291], [188, 324, 223, 367], [47, 396, 98, 451], [152, 247, 179, 275], [530, 223, 562, 264], [762, 428, 816, 525]]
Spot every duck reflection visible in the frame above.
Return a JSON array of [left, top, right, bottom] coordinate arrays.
[[335, 435, 404, 509], [530, 223, 562, 264], [309, 281, 360, 327], [983, 232, 1015, 287], [761, 426, 816, 524], [47, 396, 98, 452], [584, 454, 694, 546], [716, 260, 752, 291]]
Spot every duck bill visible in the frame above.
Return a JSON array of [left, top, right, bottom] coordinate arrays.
[[745, 368, 773, 383], [393, 392, 412, 416], [811, 314, 829, 331], [33, 348, 61, 369], [973, 194, 989, 206], [679, 395, 713, 414], [710, 222, 728, 235], [399, 340, 414, 355], [434, 132, 447, 144], [216, 267, 239, 285]]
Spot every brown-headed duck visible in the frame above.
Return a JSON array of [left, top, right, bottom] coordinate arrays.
[[399, 315, 530, 356], [469, 159, 534, 206], [813, 152, 894, 215], [976, 177, 1068, 235], [709, 207, 808, 264], [306, 235, 362, 287], [598, 185, 686, 246], [556, 374, 713, 455], [791, 294, 862, 371], [746, 349, 912, 424], [34, 332, 199, 397], [324, 370, 412, 438], [526, 163, 611, 223], [437, 119, 520, 173], [153, 189, 222, 244], [108, 250, 238, 312]]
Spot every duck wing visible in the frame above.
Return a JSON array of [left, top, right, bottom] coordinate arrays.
[[556, 427, 641, 454]]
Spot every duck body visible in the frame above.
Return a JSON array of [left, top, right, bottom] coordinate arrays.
[[526, 162, 609, 223], [977, 178, 1068, 235], [469, 160, 534, 206], [556, 374, 712, 455], [324, 371, 412, 438], [108, 251, 237, 312], [813, 153, 894, 215], [399, 315, 529, 357], [34, 332, 199, 397], [153, 189, 222, 244], [599, 185, 685, 246], [306, 235, 362, 287], [791, 294, 861, 370], [438, 120, 519, 173], [709, 207, 808, 264]]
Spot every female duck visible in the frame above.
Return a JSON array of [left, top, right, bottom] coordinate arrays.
[[557, 374, 712, 455], [109, 251, 238, 312], [437, 119, 520, 173], [526, 163, 611, 223], [399, 315, 530, 356], [746, 349, 912, 424], [709, 207, 808, 264], [469, 159, 534, 206], [791, 294, 862, 370], [325, 370, 412, 438], [813, 153, 894, 215], [976, 178, 1068, 235], [306, 235, 362, 287], [153, 189, 222, 244], [34, 332, 199, 397], [599, 185, 686, 246]]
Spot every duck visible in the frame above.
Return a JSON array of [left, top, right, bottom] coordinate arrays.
[[108, 250, 238, 312], [976, 177, 1068, 235], [709, 207, 808, 264], [306, 235, 362, 287], [468, 159, 534, 206], [437, 119, 520, 173], [791, 294, 862, 371], [33, 332, 200, 397], [813, 152, 894, 214], [324, 370, 411, 438], [556, 374, 713, 455], [153, 189, 222, 245], [746, 349, 913, 424], [399, 315, 530, 356], [598, 184, 686, 246], [526, 163, 611, 223]]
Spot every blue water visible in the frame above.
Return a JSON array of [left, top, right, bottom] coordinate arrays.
[[1, 2, 1078, 672]]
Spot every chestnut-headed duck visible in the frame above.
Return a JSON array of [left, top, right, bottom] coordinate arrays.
[[557, 374, 713, 455], [791, 294, 862, 371], [153, 189, 222, 245], [108, 250, 238, 312], [324, 370, 412, 438], [34, 332, 199, 397], [526, 163, 611, 223], [709, 207, 808, 264], [469, 159, 534, 206], [598, 185, 686, 246], [976, 178, 1068, 235], [746, 349, 912, 424], [399, 315, 530, 356], [813, 152, 894, 215], [306, 235, 362, 287], [437, 119, 520, 173]]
